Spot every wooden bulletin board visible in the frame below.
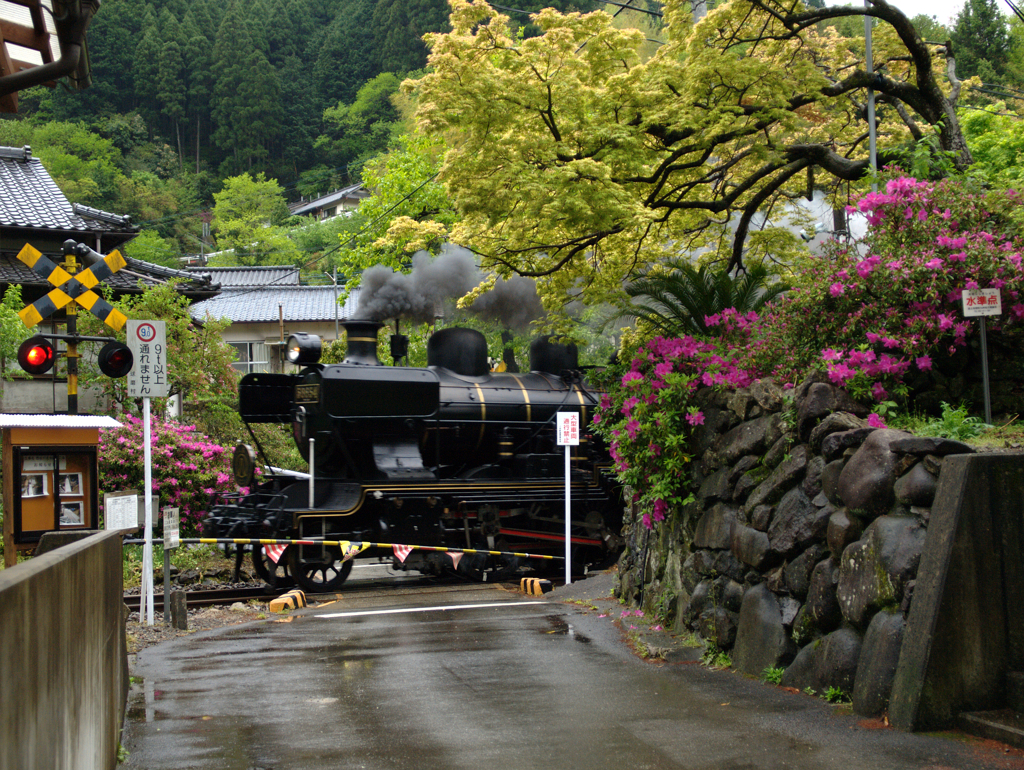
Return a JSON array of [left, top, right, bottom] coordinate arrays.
[[3, 426, 101, 563]]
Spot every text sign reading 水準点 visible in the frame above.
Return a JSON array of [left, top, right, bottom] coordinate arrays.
[[127, 320, 169, 398], [962, 288, 1002, 318]]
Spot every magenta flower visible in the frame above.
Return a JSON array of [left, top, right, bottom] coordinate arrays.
[[685, 410, 705, 426], [867, 413, 887, 429], [829, 282, 846, 297], [916, 355, 933, 371], [871, 382, 888, 400]]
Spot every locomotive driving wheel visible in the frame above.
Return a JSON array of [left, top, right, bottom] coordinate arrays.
[[288, 543, 354, 593], [251, 545, 296, 590]]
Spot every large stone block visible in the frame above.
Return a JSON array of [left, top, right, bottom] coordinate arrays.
[[784, 543, 829, 599], [893, 462, 938, 508], [805, 556, 842, 633], [808, 412, 866, 454], [802, 455, 826, 499], [837, 515, 925, 628], [715, 414, 784, 465], [698, 606, 738, 649], [697, 466, 733, 504], [826, 508, 862, 560], [732, 584, 797, 676], [836, 429, 913, 518], [744, 445, 809, 514], [821, 427, 876, 462], [780, 627, 863, 694], [731, 524, 774, 570], [796, 382, 869, 441], [821, 459, 846, 506], [853, 610, 906, 717], [767, 485, 830, 558], [693, 503, 740, 550], [750, 378, 785, 412]]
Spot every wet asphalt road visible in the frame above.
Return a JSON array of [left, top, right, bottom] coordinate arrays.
[[121, 570, 1023, 770]]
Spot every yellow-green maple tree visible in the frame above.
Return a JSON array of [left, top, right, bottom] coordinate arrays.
[[400, 0, 971, 319]]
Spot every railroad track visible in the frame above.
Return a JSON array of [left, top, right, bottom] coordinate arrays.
[[123, 586, 273, 613]]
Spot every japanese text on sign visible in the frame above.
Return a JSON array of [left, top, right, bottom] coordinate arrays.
[[557, 412, 580, 446], [962, 289, 1002, 318], [127, 320, 169, 398]]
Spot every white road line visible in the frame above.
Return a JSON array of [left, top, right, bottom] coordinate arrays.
[[315, 600, 548, 619]]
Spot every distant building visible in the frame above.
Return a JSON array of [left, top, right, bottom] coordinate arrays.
[[187, 266, 359, 374], [288, 184, 368, 221]]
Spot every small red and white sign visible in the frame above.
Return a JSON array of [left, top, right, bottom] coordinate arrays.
[[556, 412, 580, 446], [393, 544, 413, 563], [963, 288, 1002, 317]]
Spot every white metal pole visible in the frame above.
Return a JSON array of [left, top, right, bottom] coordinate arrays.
[[564, 444, 572, 585], [309, 438, 315, 508], [143, 397, 154, 625], [864, 1, 878, 192]]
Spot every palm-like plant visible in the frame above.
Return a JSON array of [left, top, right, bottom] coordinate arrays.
[[624, 260, 789, 337]]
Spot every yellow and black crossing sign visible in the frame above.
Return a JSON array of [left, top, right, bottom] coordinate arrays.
[[16, 243, 128, 330]]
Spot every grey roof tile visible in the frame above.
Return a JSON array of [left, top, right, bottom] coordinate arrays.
[[186, 265, 300, 287], [0, 146, 137, 234], [190, 286, 360, 324]]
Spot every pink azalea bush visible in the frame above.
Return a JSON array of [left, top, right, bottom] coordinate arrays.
[[597, 174, 1024, 529], [98, 415, 239, 535]]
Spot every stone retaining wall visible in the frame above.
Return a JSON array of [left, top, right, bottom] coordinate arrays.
[[615, 376, 979, 717]]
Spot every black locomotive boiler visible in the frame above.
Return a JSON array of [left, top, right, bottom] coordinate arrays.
[[204, 319, 624, 592]]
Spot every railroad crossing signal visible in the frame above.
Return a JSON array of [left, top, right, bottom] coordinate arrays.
[[17, 336, 56, 375], [16, 242, 128, 330]]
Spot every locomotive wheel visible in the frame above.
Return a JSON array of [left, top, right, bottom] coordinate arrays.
[[251, 545, 296, 590], [288, 544, 354, 593]]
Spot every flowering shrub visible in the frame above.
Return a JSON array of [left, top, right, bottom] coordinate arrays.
[[752, 175, 1024, 400], [98, 416, 238, 535], [594, 314, 759, 528], [598, 174, 1024, 528]]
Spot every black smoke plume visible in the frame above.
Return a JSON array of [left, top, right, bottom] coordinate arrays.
[[355, 245, 544, 330]]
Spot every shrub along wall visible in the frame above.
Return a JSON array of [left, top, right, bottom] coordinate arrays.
[[615, 375, 976, 716]]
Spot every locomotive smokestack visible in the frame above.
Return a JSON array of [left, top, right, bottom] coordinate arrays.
[[342, 320, 384, 366]]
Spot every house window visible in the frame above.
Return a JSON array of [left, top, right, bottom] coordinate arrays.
[[229, 341, 270, 374]]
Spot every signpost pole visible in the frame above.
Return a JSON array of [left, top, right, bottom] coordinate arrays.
[[564, 442, 571, 586], [143, 396, 154, 625], [556, 411, 580, 586], [127, 320, 169, 626], [980, 317, 992, 425], [961, 288, 1000, 427]]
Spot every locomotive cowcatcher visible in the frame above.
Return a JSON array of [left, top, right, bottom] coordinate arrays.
[[203, 319, 624, 592]]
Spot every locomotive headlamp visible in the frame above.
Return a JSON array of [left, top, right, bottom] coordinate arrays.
[[286, 333, 322, 365]]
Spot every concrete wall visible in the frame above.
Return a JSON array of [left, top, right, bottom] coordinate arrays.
[[890, 453, 1024, 730], [0, 530, 128, 770]]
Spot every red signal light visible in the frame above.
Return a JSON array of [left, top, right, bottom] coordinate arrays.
[[17, 336, 56, 375], [98, 341, 134, 378]]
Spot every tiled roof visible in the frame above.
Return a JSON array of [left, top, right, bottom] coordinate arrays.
[[190, 285, 360, 324], [0, 146, 137, 234], [186, 265, 300, 288], [288, 184, 368, 216]]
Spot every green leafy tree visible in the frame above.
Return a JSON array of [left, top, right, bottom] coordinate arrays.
[[950, 0, 1011, 83], [211, 173, 301, 266], [315, 72, 405, 176], [407, 0, 974, 324], [123, 230, 181, 268], [334, 133, 457, 287], [0, 285, 27, 391]]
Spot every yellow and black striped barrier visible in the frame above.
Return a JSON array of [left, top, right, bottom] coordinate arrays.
[[164, 537, 564, 562], [520, 577, 553, 596], [269, 589, 306, 613]]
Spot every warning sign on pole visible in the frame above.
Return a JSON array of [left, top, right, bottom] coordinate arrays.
[[127, 320, 169, 398], [557, 412, 580, 585]]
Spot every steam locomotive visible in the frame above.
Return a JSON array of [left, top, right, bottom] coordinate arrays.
[[203, 319, 624, 592]]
